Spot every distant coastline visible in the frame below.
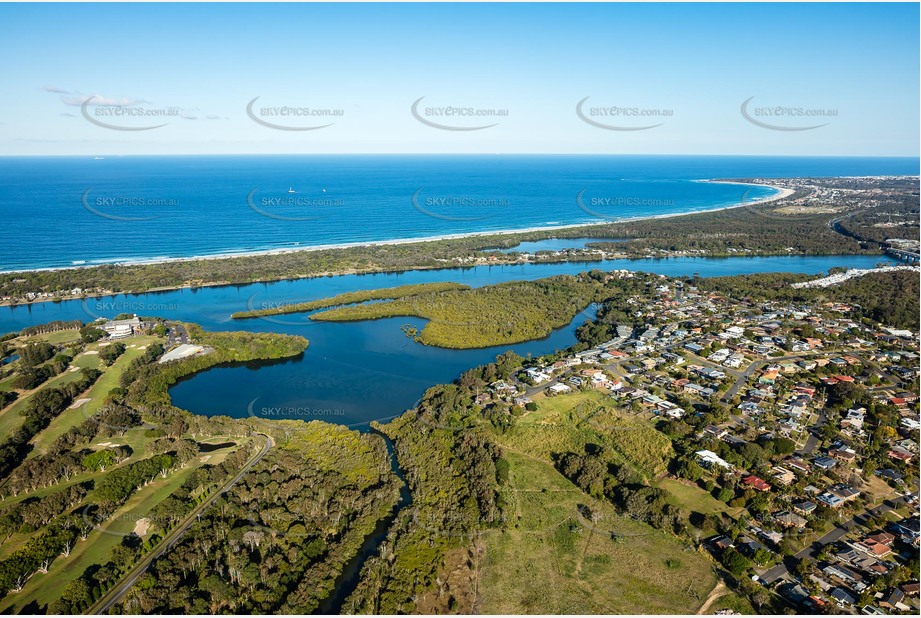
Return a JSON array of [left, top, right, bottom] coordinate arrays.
[[0, 181, 791, 276]]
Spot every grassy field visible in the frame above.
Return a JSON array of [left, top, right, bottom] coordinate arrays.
[[504, 390, 673, 479], [656, 477, 744, 517], [0, 428, 159, 512], [476, 450, 717, 614], [0, 339, 111, 436], [0, 442, 240, 613], [29, 337, 158, 456], [474, 389, 716, 613], [30, 330, 82, 345], [0, 367, 82, 437], [0, 428, 165, 565], [0, 374, 17, 392]]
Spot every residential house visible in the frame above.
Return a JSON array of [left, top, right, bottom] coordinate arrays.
[[743, 475, 771, 492], [813, 456, 838, 471], [696, 450, 732, 470], [817, 493, 844, 508]]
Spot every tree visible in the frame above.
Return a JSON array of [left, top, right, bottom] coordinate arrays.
[[80, 326, 106, 343], [83, 449, 117, 472], [721, 547, 751, 575]]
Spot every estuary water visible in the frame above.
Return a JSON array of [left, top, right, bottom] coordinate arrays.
[[0, 254, 897, 426]]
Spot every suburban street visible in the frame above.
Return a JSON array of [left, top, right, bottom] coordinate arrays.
[[758, 496, 908, 585]]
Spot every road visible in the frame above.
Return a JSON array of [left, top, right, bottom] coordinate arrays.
[[719, 351, 831, 404], [86, 433, 274, 615], [758, 496, 906, 586]]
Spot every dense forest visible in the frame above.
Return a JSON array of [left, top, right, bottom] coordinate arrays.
[[345, 357, 517, 614], [311, 273, 611, 348], [113, 422, 401, 614]]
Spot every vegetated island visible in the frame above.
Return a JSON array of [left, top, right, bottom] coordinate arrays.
[[307, 268, 921, 348], [230, 282, 470, 320], [310, 274, 608, 349]]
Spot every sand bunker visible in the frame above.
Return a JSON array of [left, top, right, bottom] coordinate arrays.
[[133, 518, 150, 537]]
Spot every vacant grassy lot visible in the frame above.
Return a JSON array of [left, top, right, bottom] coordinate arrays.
[[656, 477, 744, 517], [711, 591, 756, 614], [476, 451, 716, 614], [505, 390, 673, 479]]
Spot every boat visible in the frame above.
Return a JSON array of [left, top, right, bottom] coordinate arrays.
[[288, 187, 296, 194]]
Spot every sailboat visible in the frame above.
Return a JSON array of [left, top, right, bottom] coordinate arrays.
[[288, 187, 296, 194]]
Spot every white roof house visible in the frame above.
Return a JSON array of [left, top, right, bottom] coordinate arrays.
[[695, 450, 732, 470]]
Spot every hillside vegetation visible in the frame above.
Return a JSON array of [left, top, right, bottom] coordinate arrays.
[[346, 357, 718, 615]]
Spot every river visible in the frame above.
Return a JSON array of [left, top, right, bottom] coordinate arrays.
[[0, 253, 895, 426]]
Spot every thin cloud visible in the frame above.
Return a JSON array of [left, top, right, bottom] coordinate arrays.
[[61, 94, 148, 107]]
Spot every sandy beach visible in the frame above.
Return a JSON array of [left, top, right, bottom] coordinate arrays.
[[0, 181, 793, 276]]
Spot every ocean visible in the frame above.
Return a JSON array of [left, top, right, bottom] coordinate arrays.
[[0, 154, 917, 272]]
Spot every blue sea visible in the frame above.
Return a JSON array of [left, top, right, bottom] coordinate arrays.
[[0, 155, 917, 272]]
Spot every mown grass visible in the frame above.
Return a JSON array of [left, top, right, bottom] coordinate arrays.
[[0, 360, 87, 437], [0, 430, 158, 512], [29, 337, 158, 456], [476, 451, 716, 614], [28, 330, 82, 345], [0, 374, 18, 393], [0, 450, 227, 614]]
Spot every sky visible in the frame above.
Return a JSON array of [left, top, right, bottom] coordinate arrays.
[[0, 2, 918, 156]]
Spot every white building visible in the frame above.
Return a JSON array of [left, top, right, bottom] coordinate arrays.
[[695, 450, 733, 470]]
